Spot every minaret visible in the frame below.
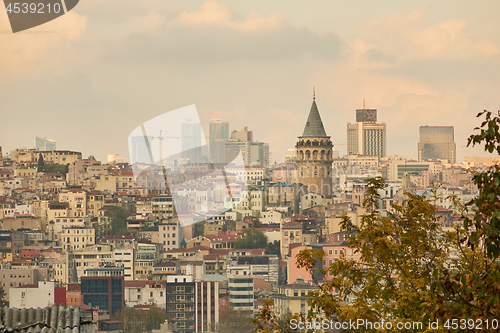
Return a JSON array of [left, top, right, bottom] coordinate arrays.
[[296, 88, 333, 198]]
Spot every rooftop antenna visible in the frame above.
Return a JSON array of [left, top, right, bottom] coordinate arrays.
[[313, 86, 316, 100], [363, 98, 365, 109]]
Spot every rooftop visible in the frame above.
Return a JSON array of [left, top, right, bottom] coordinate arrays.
[[301, 99, 328, 137]]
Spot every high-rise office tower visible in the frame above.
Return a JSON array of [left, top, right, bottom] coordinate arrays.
[[211, 127, 270, 166], [209, 119, 229, 142], [418, 126, 456, 163], [296, 92, 333, 197], [181, 120, 202, 163], [130, 135, 154, 164], [209, 119, 229, 163], [347, 108, 386, 158], [34, 136, 57, 151]]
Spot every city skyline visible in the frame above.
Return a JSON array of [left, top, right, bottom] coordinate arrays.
[[1, 1, 499, 163]]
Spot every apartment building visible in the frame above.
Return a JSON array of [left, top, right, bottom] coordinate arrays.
[[59, 189, 87, 217], [86, 191, 105, 216], [113, 247, 135, 281], [69, 244, 114, 281], [134, 242, 163, 280], [81, 266, 125, 315], [151, 196, 174, 220], [61, 226, 95, 251], [10, 281, 66, 309], [228, 274, 254, 313], [280, 222, 302, 260], [158, 220, 181, 251], [165, 275, 220, 333], [0, 265, 50, 301], [124, 280, 166, 307], [272, 279, 317, 317], [226, 255, 279, 287]]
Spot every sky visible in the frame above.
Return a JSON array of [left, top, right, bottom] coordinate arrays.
[[1, 0, 500, 163]]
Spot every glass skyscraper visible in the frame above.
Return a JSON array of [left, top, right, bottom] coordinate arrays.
[[34, 136, 56, 151], [418, 126, 456, 163], [347, 109, 387, 158]]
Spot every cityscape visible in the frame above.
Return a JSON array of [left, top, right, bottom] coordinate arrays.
[[1, 1, 500, 333]]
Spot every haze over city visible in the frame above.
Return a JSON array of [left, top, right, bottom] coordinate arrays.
[[1, 0, 500, 162], [3, 2, 500, 333]]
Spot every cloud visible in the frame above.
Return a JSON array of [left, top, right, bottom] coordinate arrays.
[[311, 11, 500, 160], [175, 1, 283, 32], [104, 2, 341, 66], [126, 12, 166, 34], [357, 11, 500, 66], [0, 10, 87, 82]]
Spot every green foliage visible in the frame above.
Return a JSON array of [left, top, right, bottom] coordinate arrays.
[[145, 306, 166, 331], [222, 220, 236, 232], [235, 228, 268, 249], [217, 308, 254, 333], [113, 307, 147, 333], [43, 163, 69, 175], [37, 154, 45, 172], [0, 285, 7, 307], [431, 110, 500, 322], [113, 306, 165, 333], [95, 205, 132, 237], [253, 111, 500, 332], [265, 240, 280, 256], [37, 154, 69, 175], [257, 177, 454, 333], [193, 221, 205, 237]]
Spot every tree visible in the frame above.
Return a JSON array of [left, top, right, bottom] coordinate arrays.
[[113, 307, 148, 333], [103, 205, 131, 235], [235, 228, 268, 249], [43, 163, 69, 175], [432, 110, 500, 323], [253, 112, 500, 332], [37, 154, 45, 172], [0, 285, 7, 307], [145, 306, 166, 331], [217, 308, 254, 333], [255, 177, 455, 332], [265, 240, 280, 256], [222, 220, 236, 232]]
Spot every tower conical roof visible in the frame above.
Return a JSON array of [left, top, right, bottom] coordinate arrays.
[[301, 100, 328, 137]]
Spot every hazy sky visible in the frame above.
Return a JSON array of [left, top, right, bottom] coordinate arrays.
[[1, 0, 500, 163]]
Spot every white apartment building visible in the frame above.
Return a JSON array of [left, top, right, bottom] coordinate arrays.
[[113, 248, 135, 281]]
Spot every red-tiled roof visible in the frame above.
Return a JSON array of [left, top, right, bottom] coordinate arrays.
[[210, 248, 265, 256], [18, 284, 38, 288], [165, 248, 198, 253], [124, 280, 154, 288], [434, 205, 452, 212]]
